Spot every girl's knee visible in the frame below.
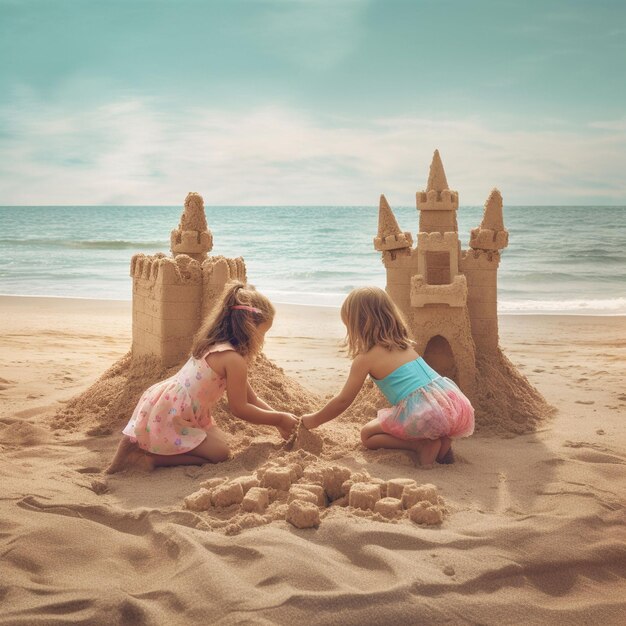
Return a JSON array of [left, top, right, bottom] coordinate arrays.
[[212, 444, 230, 464], [360, 428, 369, 446]]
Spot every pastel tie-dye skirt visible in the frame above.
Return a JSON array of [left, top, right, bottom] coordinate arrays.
[[377, 377, 474, 441]]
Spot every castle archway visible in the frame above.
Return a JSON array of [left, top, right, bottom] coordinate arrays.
[[423, 335, 458, 384]]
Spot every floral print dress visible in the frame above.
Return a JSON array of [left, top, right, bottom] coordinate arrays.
[[122, 343, 233, 455]]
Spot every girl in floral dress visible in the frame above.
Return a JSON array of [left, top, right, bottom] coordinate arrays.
[[106, 281, 297, 473]]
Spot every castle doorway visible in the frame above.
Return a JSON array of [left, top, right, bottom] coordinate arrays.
[[423, 335, 458, 383]]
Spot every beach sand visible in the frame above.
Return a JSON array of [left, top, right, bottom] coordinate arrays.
[[1, 295, 625, 624]]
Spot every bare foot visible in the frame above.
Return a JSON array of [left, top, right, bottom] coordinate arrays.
[[437, 437, 454, 464], [414, 438, 442, 466], [127, 448, 155, 472], [105, 437, 154, 474]]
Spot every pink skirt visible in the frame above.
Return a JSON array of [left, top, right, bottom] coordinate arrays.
[[377, 377, 474, 441]]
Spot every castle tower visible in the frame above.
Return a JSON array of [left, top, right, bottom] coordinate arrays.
[[170, 192, 214, 262], [416, 149, 459, 234], [373, 194, 414, 313], [461, 189, 509, 352], [375, 151, 476, 394], [131, 193, 245, 367]]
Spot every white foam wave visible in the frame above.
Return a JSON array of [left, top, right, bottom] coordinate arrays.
[[498, 298, 626, 314]]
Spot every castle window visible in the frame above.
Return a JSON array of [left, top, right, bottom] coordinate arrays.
[[425, 251, 450, 285]]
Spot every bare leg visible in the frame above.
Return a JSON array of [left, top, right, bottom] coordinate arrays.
[[437, 437, 454, 464], [148, 453, 209, 467], [361, 420, 441, 466], [106, 428, 230, 473]]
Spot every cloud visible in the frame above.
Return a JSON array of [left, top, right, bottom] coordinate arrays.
[[0, 97, 625, 205]]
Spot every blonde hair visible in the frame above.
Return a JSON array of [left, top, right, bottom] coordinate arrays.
[[191, 281, 275, 359], [341, 286, 411, 358]]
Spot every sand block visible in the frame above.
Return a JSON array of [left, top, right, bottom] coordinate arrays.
[[341, 471, 371, 497], [212, 481, 244, 508], [348, 483, 381, 511], [233, 475, 260, 494], [261, 467, 292, 491], [323, 465, 352, 501], [200, 477, 226, 490], [302, 466, 325, 485], [288, 487, 318, 506], [241, 487, 270, 513], [409, 502, 444, 525], [374, 497, 403, 519], [286, 500, 320, 529], [291, 424, 323, 456], [293, 483, 325, 507], [386, 478, 418, 499], [288, 463, 304, 481], [370, 477, 387, 498], [401, 484, 439, 509], [184, 488, 212, 511]]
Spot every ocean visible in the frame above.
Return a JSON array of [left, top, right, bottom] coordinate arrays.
[[0, 205, 624, 314]]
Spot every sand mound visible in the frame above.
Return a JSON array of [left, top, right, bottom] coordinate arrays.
[[52, 352, 169, 434], [51, 352, 320, 437], [473, 348, 555, 435]]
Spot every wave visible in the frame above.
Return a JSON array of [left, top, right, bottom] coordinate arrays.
[[499, 297, 626, 314], [0, 238, 168, 250]]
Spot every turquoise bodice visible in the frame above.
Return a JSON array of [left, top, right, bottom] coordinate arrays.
[[371, 357, 440, 404]]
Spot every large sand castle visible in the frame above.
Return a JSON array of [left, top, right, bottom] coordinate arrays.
[[375, 150, 507, 395]]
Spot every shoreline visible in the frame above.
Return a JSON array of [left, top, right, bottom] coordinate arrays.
[[2, 293, 626, 317]]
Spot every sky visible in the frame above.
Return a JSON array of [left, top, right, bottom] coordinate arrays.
[[0, 0, 625, 206]]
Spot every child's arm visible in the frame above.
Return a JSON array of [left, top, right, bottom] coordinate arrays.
[[247, 382, 273, 411], [301, 355, 370, 429], [223, 352, 296, 435]]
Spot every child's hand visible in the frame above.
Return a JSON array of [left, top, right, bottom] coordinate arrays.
[[301, 413, 317, 430], [276, 412, 298, 440]]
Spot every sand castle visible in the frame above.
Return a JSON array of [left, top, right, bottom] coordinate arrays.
[[131, 192, 246, 366], [374, 150, 509, 397]]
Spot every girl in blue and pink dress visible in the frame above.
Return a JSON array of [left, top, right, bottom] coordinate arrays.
[[302, 287, 474, 465], [106, 281, 298, 473]]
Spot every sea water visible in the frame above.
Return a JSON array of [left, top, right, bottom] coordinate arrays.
[[0, 205, 624, 314]]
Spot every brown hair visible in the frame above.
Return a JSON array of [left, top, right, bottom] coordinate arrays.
[[191, 281, 275, 359], [341, 286, 411, 358]]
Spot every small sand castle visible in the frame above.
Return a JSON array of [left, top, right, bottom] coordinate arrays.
[[131, 192, 245, 367], [375, 150, 549, 429]]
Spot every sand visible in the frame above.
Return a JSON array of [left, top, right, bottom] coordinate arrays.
[[1, 295, 625, 624]]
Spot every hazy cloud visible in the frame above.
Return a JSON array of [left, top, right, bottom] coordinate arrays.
[[1, 98, 625, 205]]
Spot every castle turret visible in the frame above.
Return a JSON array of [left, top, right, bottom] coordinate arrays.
[[469, 188, 509, 251], [374, 194, 413, 253], [416, 150, 459, 233], [170, 192, 213, 262], [374, 195, 414, 314], [461, 188, 509, 352]]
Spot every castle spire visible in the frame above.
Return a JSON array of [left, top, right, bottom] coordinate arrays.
[[480, 188, 505, 231], [170, 192, 214, 262], [373, 194, 412, 252], [469, 188, 509, 251], [377, 194, 402, 240], [427, 149, 449, 192]]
